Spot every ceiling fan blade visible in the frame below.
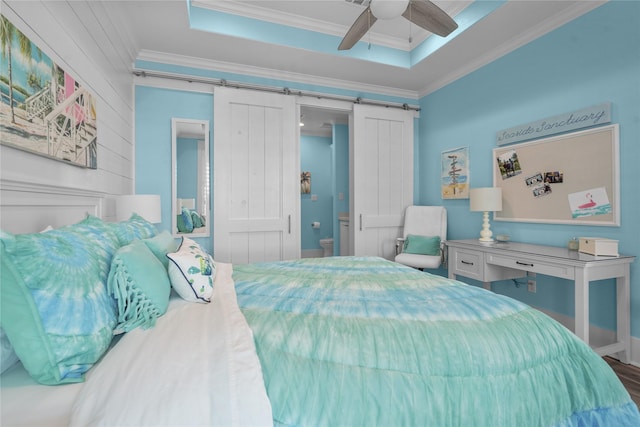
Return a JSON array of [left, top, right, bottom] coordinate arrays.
[[403, 0, 458, 37], [338, 7, 378, 50]]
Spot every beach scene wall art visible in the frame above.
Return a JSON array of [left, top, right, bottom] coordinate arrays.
[[1, 14, 97, 168], [441, 146, 469, 199]]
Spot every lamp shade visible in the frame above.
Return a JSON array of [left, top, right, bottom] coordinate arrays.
[[370, 0, 409, 20], [469, 187, 502, 212], [115, 194, 161, 223]]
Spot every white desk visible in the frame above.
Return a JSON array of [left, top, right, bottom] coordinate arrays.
[[446, 239, 635, 363]]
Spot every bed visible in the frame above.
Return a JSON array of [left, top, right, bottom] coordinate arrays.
[[1, 183, 639, 426]]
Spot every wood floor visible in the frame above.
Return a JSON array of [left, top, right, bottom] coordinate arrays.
[[605, 357, 640, 406]]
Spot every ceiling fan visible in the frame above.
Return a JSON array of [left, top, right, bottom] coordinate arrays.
[[338, 0, 458, 50]]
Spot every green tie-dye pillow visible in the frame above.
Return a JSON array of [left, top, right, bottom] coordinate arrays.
[[0, 216, 119, 385]]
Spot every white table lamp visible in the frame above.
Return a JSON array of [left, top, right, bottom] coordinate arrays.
[[469, 187, 502, 243], [116, 194, 161, 223]]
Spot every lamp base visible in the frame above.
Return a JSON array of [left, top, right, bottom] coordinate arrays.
[[478, 211, 494, 242]]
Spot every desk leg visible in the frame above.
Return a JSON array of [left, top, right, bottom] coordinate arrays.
[[574, 269, 589, 346], [616, 265, 631, 364]]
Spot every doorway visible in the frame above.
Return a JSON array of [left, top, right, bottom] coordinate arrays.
[[299, 105, 349, 258]]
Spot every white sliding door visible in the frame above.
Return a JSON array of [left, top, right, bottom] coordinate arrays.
[[351, 104, 414, 259], [214, 87, 299, 263]]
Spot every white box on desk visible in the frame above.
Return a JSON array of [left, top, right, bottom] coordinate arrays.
[[578, 237, 619, 256]]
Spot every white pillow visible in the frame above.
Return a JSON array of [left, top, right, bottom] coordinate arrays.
[[167, 237, 215, 303]]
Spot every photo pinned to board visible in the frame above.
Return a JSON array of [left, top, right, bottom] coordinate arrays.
[[544, 171, 564, 183], [525, 172, 544, 187], [533, 183, 552, 198], [568, 187, 611, 218], [496, 150, 522, 179]]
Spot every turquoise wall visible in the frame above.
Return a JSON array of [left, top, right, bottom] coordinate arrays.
[[300, 135, 333, 251], [135, 86, 213, 251], [418, 1, 640, 335]]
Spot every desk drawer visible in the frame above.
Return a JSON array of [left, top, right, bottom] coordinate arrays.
[[451, 249, 484, 281], [486, 254, 574, 280]]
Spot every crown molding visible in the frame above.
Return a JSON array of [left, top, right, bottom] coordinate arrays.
[[137, 50, 419, 101]]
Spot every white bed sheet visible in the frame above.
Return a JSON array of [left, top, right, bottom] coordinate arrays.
[[70, 261, 272, 426], [1, 262, 272, 427], [1, 361, 84, 427]]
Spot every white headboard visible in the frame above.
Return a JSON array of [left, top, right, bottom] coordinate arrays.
[[0, 179, 107, 234]]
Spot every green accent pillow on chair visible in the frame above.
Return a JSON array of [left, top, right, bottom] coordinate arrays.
[[403, 235, 441, 256]]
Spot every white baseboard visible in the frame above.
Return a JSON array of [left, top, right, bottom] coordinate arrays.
[[301, 249, 323, 258], [537, 306, 640, 366]]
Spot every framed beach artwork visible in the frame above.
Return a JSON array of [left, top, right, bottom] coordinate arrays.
[[0, 14, 98, 168], [441, 146, 469, 199]]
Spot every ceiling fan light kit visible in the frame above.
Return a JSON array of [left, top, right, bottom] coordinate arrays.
[[339, 0, 458, 51], [370, 0, 410, 20]]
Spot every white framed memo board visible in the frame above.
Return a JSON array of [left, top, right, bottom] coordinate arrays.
[[493, 124, 619, 226]]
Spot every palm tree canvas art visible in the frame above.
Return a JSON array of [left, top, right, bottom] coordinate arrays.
[[301, 171, 311, 194], [1, 14, 97, 168]]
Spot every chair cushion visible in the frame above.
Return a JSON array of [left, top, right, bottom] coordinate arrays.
[[403, 235, 441, 255], [395, 253, 442, 270]]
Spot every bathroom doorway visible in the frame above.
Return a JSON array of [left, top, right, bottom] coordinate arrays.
[[299, 105, 349, 258]]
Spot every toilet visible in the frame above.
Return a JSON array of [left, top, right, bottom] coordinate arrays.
[[319, 238, 334, 257]]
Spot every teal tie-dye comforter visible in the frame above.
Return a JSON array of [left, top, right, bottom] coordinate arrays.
[[233, 257, 639, 426]]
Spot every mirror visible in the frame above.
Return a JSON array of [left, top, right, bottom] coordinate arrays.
[[171, 118, 210, 238]]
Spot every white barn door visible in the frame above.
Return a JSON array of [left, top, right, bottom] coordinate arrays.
[[214, 87, 299, 263], [351, 104, 414, 259]]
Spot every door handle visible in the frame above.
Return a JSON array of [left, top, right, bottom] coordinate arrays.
[[359, 214, 363, 231], [288, 215, 291, 234]]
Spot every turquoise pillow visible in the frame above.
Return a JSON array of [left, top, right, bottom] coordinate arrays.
[[191, 210, 203, 228], [108, 213, 157, 246], [142, 231, 179, 269], [403, 235, 441, 256], [177, 207, 194, 233], [108, 240, 171, 332], [0, 216, 119, 385]]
